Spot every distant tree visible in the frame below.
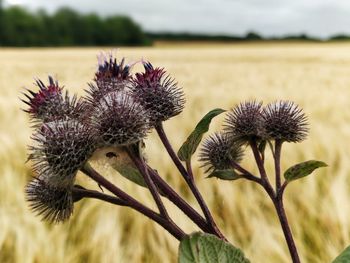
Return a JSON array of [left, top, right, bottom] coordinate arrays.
[[0, 0, 4, 44], [329, 34, 350, 41], [101, 15, 148, 46], [1, 6, 46, 46], [82, 14, 104, 45], [245, 31, 263, 41]]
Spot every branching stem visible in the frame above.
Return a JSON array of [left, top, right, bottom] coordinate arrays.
[[248, 139, 300, 263], [274, 140, 283, 190], [155, 122, 227, 241], [125, 145, 169, 218], [80, 163, 185, 241]]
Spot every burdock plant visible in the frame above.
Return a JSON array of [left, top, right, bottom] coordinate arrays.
[[23, 52, 350, 263]]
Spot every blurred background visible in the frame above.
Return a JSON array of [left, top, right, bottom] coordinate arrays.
[[1, 0, 350, 262]]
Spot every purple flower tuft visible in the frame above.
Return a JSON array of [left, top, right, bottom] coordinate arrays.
[[86, 54, 132, 106], [22, 76, 84, 125], [130, 61, 185, 124]]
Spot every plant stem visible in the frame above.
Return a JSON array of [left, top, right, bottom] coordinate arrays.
[[250, 140, 269, 182], [155, 123, 227, 241], [144, 161, 214, 234], [126, 145, 169, 218], [126, 143, 220, 236], [273, 198, 301, 263], [155, 123, 189, 180], [249, 140, 300, 263], [72, 187, 128, 206], [80, 163, 185, 241], [230, 161, 262, 184], [186, 160, 227, 241], [274, 140, 283, 190]]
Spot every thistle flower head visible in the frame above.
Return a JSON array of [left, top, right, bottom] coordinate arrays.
[[22, 77, 62, 119], [96, 53, 131, 82], [199, 132, 243, 173], [224, 101, 264, 142], [29, 119, 95, 187], [262, 101, 308, 142], [22, 77, 84, 125], [26, 177, 74, 223], [87, 53, 131, 105], [90, 91, 150, 147], [130, 61, 185, 124]]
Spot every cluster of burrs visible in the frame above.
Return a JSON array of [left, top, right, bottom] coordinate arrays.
[[199, 100, 310, 263], [22, 52, 316, 263], [22, 53, 185, 223], [199, 100, 308, 175]]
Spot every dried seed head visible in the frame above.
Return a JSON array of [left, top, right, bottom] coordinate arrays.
[[90, 91, 150, 147], [26, 177, 74, 223], [29, 119, 95, 187], [199, 133, 243, 173], [224, 101, 264, 142], [262, 101, 308, 142], [130, 62, 185, 124], [22, 77, 84, 125]]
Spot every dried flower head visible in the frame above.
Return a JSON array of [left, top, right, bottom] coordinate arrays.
[[26, 177, 74, 223], [199, 133, 243, 173], [22, 76, 84, 125], [224, 101, 265, 142], [262, 101, 308, 142], [90, 91, 150, 147], [29, 119, 95, 187], [130, 61, 185, 124]]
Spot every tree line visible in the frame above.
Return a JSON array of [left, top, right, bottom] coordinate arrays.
[[0, 4, 150, 46], [0, 2, 349, 47]]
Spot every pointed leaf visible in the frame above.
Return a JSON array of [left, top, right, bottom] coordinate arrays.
[[284, 160, 327, 182], [178, 232, 250, 263], [178, 109, 226, 162], [207, 170, 242, 181], [332, 246, 350, 263], [112, 162, 147, 187]]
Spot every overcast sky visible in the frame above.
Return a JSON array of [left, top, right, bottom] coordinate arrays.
[[4, 0, 350, 38]]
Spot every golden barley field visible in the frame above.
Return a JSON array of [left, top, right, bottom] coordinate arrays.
[[1, 43, 350, 263]]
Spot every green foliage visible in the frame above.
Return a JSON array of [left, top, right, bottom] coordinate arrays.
[[178, 232, 250, 263], [284, 160, 327, 182], [332, 246, 350, 263], [207, 169, 241, 181], [178, 109, 225, 162], [0, 6, 149, 46]]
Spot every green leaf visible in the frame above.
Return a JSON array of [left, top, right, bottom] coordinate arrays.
[[207, 170, 242, 181], [178, 232, 250, 263], [284, 160, 327, 182], [113, 162, 147, 187], [178, 109, 226, 162], [332, 246, 350, 263]]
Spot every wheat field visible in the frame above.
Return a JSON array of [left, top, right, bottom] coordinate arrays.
[[1, 43, 350, 263]]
